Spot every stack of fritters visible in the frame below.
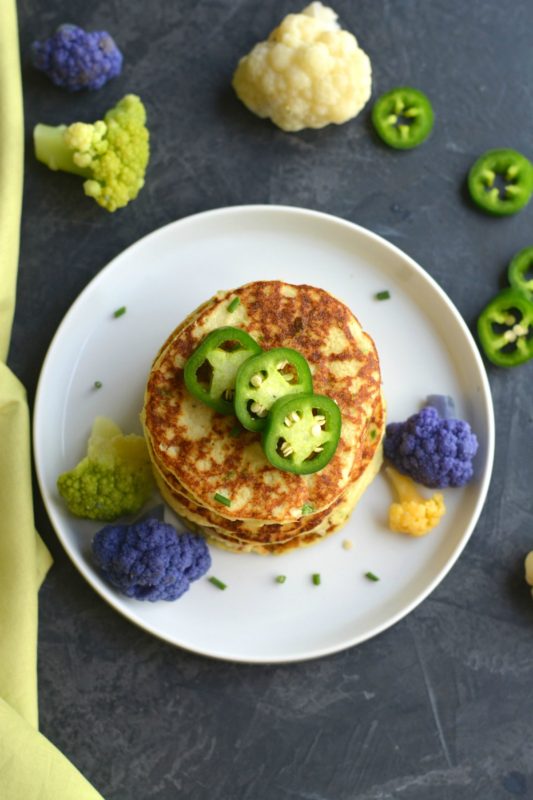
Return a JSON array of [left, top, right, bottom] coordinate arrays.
[[142, 281, 385, 554]]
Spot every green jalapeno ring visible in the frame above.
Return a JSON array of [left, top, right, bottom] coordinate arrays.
[[262, 393, 342, 475], [234, 347, 313, 432], [371, 87, 434, 150], [468, 149, 533, 216], [183, 326, 262, 414], [477, 288, 533, 367], [508, 246, 533, 299]]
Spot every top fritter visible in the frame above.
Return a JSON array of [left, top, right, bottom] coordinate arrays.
[[142, 281, 382, 523]]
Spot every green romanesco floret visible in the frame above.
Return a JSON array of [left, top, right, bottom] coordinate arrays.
[[57, 417, 155, 521], [33, 94, 149, 212]]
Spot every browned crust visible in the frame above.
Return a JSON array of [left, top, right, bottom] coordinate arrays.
[[143, 281, 382, 524], [148, 393, 384, 546]]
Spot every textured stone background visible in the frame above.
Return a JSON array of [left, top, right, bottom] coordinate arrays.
[[11, 1, 533, 798]]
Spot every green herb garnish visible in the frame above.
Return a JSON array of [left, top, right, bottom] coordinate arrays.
[[93, 381, 103, 389], [227, 297, 240, 313], [375, 291, 391, 301], [365, 571, 380, 582], [214, 492, 231, 507], [301, 503, 314, 515], [275, 575, 287, 584], [209, 576, 227, 590], [113, 306, 127, 318], [312, 573, 321, 586]]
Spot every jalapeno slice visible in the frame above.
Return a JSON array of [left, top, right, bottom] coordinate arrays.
[[234, 347, 313, 432], [184, 327, 262, 414], [262, 393, 342, 475], [372, 87, 434, 150], [468, 149, 533, 216], [508, 246, 533, 299], [477, 288, 533, 367]]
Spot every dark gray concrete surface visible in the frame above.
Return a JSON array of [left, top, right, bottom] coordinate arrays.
[[11, 0, 533, 797]]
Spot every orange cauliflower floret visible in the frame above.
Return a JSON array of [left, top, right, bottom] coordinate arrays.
[[386, 467, 445, 537], [232, 2, 372, 132]]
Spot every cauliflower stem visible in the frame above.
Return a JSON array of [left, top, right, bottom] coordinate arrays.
[[386, 466, 445, 537], [34, 123, 90, 176]]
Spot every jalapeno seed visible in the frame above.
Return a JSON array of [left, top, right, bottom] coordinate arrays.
[[250, 401, 268, 417]]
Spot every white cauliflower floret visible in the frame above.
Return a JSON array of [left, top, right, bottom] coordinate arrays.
[[232, 2, 372, 132], [525, 551, 533, 599]]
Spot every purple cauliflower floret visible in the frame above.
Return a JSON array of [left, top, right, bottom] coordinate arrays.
[[92, 518, 211, 601], [383, 406, 478, 489], [31, 24, 123, 92]]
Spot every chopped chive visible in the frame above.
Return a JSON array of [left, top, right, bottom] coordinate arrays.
[[209, 576, 227, 590], [227, 297, 240, 313], [375, 291, 391, 301], [214, 492, 231, 507], [93, 380, 103, 389], [275, 575, 287, 584], [229, 424, 242, 438], [365, 571, 380, 582], [113, 306, 127, 318], [301, 503, 314, 515], [312, 573, 321, 586]]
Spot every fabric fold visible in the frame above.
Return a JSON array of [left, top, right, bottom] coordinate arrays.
[[0, 698, 103, 800], [0, 364, 52, 727], [0, 0, 23, 363]]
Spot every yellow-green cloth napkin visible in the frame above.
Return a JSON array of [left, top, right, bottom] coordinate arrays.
[[1, 3, 104, 797]]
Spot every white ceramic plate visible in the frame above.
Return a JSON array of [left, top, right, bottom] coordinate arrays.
[[34, 206, 494, 663]]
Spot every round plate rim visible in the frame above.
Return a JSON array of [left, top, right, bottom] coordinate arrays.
[[33, 204, 495, 664]]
